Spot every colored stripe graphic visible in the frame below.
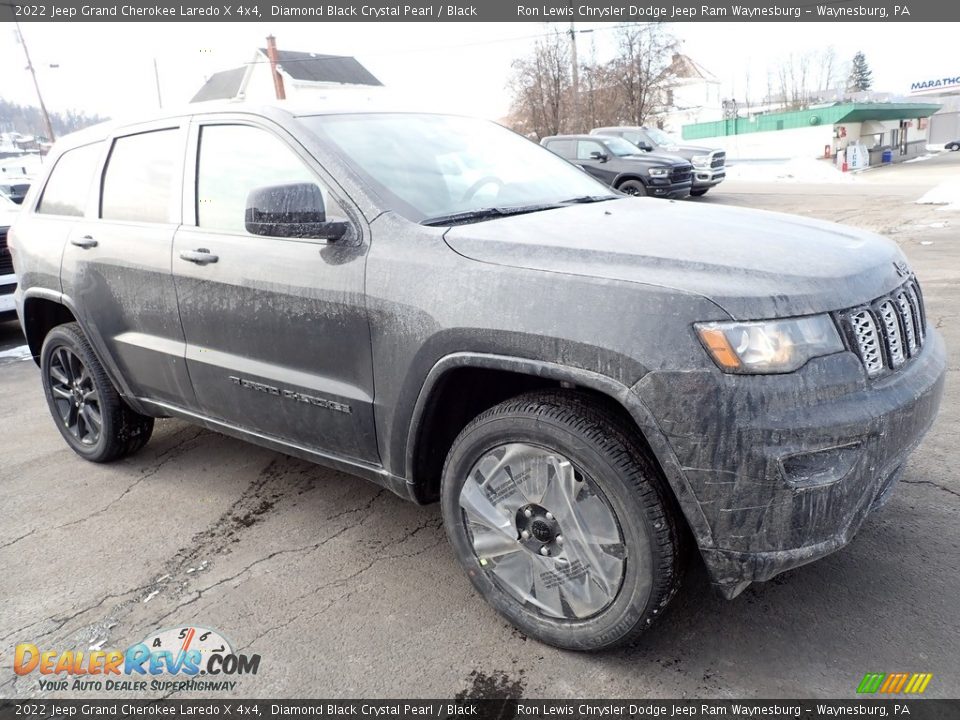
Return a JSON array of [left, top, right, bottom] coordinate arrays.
[[857, 672, 932, 694], [857, 673, 885, 693]]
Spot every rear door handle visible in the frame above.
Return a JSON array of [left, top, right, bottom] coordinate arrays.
[[179, 248, 219, 265], [70, 236, 98, 249]]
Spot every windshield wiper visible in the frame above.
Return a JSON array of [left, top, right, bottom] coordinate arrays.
[[422, 203, 562, 227], [559, 195, 619, 204]]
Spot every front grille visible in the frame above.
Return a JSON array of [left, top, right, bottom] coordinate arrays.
[[0, 228, 12, 276], [710, 151, 726, 169], [671, 165, 693, 183], [842, 278, 927, 378]]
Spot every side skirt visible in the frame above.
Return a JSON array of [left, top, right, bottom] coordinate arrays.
[[137, 398, 412, 501]]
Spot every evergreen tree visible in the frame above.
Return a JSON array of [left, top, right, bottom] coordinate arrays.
[[847, 51, 873, 92]]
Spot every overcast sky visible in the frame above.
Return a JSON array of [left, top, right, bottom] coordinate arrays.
[[0, 22, 952, 122]]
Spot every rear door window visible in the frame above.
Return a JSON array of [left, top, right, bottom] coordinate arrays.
[[36, 142, 103, 217], [101, 129, 179, 224], [544, 139, 574, 158]]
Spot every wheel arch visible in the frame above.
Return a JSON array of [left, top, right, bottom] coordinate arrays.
[[612, 173, 648, 188], [404, 353, 714, 549], [21, 290, 79, 366]]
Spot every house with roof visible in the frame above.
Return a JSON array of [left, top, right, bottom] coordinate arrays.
[[657, 54, 723, 132], [192, 36, 384, 104]]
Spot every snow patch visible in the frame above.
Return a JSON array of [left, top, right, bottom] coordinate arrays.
[[726, 158, 853, 184], [0, 345, 31, 362], [916, 177, 960, 209]]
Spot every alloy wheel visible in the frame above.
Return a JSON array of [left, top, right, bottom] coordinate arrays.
[[47, 345, 103, 446], [459, 443, 626, 620]]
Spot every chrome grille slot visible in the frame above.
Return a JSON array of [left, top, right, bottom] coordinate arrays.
[[843, 277, 928, 377], [906, 282, 925, 342], [877, 300, 905, 368], [850, 309, 884, 376], [895, 291, 918, 355]]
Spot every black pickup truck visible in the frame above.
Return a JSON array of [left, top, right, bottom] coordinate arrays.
[[541, 134, 693, 199]]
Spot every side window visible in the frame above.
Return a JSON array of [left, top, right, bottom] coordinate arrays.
[[621, 132, 643, 146], [544, 139, 574, 158], [101, 129, 179, 224], [197, 124, 346, 235], [36, 142, 103, 217], [577, 141, 605, 160]]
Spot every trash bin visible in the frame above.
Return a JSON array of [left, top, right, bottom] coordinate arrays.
[[882, 148, 894, 164]]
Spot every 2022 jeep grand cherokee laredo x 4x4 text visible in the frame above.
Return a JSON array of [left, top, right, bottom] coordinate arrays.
[[9, 105, 945, 650]]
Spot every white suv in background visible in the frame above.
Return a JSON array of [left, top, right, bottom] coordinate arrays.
[[0, 192, 19, 320]]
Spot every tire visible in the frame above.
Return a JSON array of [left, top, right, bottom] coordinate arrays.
[[441, 390, 683, 650], [950, 143, 960, 152], [40, 322, 154, 463], [690, 188, 709, 197], [616, 179, 647, 197]]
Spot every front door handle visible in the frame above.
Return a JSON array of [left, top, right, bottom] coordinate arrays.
[[70, 236, 98, 249], [179, 248, 219, 265]]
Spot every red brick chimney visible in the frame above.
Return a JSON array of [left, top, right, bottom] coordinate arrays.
[[265, 34, 286, 100]]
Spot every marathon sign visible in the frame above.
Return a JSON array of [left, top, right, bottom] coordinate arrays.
[[910, 76, 960, 94]]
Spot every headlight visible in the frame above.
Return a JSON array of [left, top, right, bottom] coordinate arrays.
[[648, 167, 670, 177], [691, 154, 710, 168], [695, 315, 843, 374]]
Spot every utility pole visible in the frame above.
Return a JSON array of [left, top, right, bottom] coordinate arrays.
[[153, 58, 163, 108], [569, 21, 579, 132], [15, 21, 55, 143]]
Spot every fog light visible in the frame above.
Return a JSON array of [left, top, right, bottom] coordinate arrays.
[[780, 443, 863, 489]]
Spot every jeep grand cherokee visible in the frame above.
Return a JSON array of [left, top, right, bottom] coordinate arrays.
[[8, 104, 945, 650]]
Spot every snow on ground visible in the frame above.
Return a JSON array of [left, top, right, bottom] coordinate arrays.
[[905, 154, 938, 164], [725, 158, 854, 184], [916, 177, 960, 210], [0, 345, 31, 362]]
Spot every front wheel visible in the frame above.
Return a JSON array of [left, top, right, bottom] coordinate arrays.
[[616, 179, 647, 197], [40, 322, 154, 463], [949, 143, 960, 152], [441, 391, 683, 650]]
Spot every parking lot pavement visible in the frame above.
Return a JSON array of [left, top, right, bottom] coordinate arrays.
[[1, 153, 958, 700]]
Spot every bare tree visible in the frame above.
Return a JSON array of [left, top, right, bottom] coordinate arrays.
[[507, 25, 571, 139], [610, 23, 678, 126]]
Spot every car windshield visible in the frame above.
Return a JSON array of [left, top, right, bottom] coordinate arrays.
[[303, 113, 616, 223], [645, 127, 681, 147], [602, 137, 646, 157]]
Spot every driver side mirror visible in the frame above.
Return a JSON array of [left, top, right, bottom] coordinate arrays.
[[245, 183, 348, 241], [589, 151, 609, 163], [637, 142, 654, 152]]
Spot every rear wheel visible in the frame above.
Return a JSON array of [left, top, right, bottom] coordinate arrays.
[[949, 143, 960, 151], [441, 391, 683, 650], [40, 322, 154, 463], [690, 188, 709, 197], [616, 179, 647, 197]]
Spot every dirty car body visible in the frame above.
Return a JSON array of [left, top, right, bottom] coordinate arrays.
[[9, 104, 946, 647]]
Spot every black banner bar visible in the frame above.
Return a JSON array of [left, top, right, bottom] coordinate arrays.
[[2, 700, 960, 720], [0, 0, 953, 22]]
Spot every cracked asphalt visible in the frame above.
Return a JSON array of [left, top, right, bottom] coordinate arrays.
[[1, 152, 958, 700]]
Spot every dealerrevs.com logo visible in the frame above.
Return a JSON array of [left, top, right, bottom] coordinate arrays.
[[14, 626, 261, 693]]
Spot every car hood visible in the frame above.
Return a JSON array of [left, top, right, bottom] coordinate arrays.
[[619, 152, 687, 166], [443, 199, 909, 320]]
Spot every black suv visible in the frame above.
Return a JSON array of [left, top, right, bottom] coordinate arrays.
[[591, 126, 726, 197], [541, 134, 692, 199], [9, 105, 946, 650]]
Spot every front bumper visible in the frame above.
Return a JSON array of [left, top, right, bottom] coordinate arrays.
[[692, 168, 725, 188], [634, 330, 946, 598], [647, 180, 692, 199]]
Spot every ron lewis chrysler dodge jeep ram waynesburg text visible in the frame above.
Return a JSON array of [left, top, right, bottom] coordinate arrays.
[[9, 104, 946, 650]]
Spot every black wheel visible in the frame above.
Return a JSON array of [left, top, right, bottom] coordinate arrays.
[[690, 188, 709, 197], [617, 179, 647, 197], [41, 322, 154, 463], [441, 391, 683, 650]]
